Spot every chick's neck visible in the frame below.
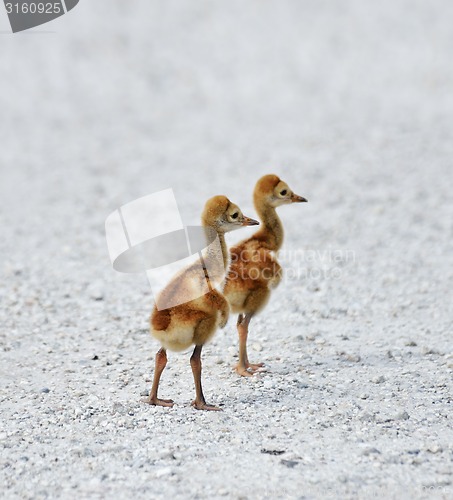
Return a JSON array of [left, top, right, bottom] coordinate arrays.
[[254, 203, 284, 251], [202, 227, 229, 284]]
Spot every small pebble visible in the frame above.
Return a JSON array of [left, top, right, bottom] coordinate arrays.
[[361, 447, 381, 456], [155, 467, 173, 478], [263, 379, 276, 390], [281, 459, 298, 468], [426, 444, 443, 454]]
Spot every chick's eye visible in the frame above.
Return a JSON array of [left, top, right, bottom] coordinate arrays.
[[231, 213, 238, 219], [280, 190, 287, 196]]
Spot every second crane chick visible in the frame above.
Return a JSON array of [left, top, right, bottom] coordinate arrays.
[[224, 174, 307, 376]]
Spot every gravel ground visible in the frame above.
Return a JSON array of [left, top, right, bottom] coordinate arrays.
[[1, 1, 453, 499]]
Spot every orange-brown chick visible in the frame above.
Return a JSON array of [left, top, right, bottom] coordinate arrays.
[[147, 196, 258, 410], [223, 174, 307, 376]]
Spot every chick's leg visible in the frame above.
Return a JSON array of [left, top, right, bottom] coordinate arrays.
[[242, 313, 265, 370], [236, 314, 252, 377], [236, 313, 265, 377], [190, 345, 221, 411], [145, 348, 174, 407]]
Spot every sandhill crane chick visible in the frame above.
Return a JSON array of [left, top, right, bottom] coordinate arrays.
[[147, 196, 259, 409], [224, 174, 307, 376]]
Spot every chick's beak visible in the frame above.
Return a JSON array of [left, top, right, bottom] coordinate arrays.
[[291, 193, 308, 203], [242, 215, 259, 226]]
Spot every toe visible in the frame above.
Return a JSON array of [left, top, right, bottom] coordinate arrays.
[[248, 362, 265, 368], [191, 400, 222, 411], [247, 362, 266, 372], [235, 366, 254, 377], [143, 397, 174, 408]]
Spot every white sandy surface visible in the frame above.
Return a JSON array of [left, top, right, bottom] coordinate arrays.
[[1, 1, 452, 498]]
